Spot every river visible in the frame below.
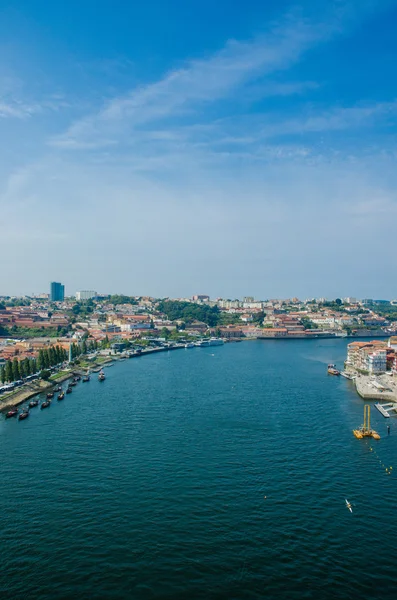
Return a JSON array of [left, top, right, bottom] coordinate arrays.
[[1, 339, 396, 599]]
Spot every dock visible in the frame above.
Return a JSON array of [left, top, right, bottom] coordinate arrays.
[[375, 402, 397, 418]]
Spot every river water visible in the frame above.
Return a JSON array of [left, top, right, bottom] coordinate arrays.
[[1, 339, 396, 599]]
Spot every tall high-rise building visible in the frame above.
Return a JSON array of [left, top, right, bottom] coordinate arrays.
[[50, 281, 65, 302]]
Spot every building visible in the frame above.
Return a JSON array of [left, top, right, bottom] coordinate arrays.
[[76, 290, 97, 301], [192, 295, 210, 302], [243, 296, 254, 303], [50, 282, 65, 302]]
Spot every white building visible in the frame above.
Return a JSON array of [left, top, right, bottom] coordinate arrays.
[[76, 290, 97, 301], [366, 350, 387, 374]]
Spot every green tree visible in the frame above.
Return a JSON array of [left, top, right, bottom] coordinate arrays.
[[24, 357, 31, 376], [19, 360, 26, 379], [31, 358, 37, 374], [5, 360, 13, 382], [49, 346, 56, 366], [37, 349, 44, 371], [160, 327, 171, 339], [40, 369, 51, 380], [12, 358, 20, 381], [82, 340, 87, 355], [0, 366, 5, 383], [43, 349, 50, 369]]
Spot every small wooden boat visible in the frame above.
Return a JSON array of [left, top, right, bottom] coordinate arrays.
[[18, 410, 29, 420], [82, 375, 90, 382], [57, 392, 65, 401], [74, 376, 81, 381], [98, 370, 106, 381], [41, 400, 51, 409], [66, 387, 72, 394], [29, 399, 39, 408], [54, 385, 62, 392], [6, 408, 18, 418], [46, 392, 54, 399], [69, 381, 77, 387]]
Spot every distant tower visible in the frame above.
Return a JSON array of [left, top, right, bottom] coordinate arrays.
[[50, 282, 65, 302], [68, 344, 72, 363]]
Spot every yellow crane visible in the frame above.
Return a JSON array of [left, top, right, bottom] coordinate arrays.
[[353, 404, 380, 439]]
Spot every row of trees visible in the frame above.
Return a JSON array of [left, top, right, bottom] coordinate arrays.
[[1, 357, 38, 383], [0, 344, 69, 384], [70, 339, 98, 358]]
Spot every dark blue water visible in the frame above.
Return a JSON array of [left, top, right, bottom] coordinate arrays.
[[1, 340, 396, 599]]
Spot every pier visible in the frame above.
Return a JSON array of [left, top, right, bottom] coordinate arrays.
[[375, 402, 397, 418]]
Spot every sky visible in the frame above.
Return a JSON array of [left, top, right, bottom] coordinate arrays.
[[1, 0, 397, 300]]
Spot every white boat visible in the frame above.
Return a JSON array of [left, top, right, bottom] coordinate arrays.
[[185, 343, 195, 348], [195, 340, 210, 347], [345, 499, 353, 513], [209, 337, 224, 346]]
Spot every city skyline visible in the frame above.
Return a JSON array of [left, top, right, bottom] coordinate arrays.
[[1, 0, 397, 297]]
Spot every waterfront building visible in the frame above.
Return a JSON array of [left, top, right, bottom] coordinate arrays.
[[76, 290, 97, 301], [243, 297, 254, 303], [50, 282, 65, 302], [366, 350, 387, 374]]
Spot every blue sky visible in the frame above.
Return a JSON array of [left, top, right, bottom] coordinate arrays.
[[1, 0, 397, 299]]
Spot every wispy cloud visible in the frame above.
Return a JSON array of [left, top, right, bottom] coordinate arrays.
[[50, 14, 338, 149]]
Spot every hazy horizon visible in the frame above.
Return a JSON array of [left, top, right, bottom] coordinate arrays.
[[1, 0, 397, 299]]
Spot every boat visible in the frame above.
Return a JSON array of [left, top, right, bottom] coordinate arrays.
[[185, 342, 195, 348], [345, 499, 353, 513], [57, 392, 65, 401], [54, 385, 62, 392], [5, 408, 18, 419], [327, 364, 340, 376], [46, 392, 54, 399], [195, 340, 210, 347], [29, 399, 39, 408], [82, 374, 90, 382], [69, 381, 77, 387], [18, 410, 29, 420], [74, 376, 81, 382], [66, 387, 72, 394], [98, 370, 106, 381], [209, 337, 224, 346], [41, 400, 51, 409]]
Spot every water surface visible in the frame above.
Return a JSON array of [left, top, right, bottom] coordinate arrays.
[[1, 340, 396, 599]]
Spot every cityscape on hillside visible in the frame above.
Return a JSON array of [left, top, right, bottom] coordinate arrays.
[[1, 281, 397, 380], [3, 281, 397, 409]]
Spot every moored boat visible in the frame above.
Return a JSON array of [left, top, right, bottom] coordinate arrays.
[[41, 400, 51, 409], [29, 399, 39, 408], [82, 374, 90, 382], [57, 392, 65, 401], [46, 391, 54, 399], [66, 386, 72, 394], [18, 410, 29, 420], [209, 337, 224, 346], [327, 364, 340, 376], [185, 342, 195, 348], [54, 385, 62, 392], [6, 408, 18, 419], [98, 369, 106, 381]]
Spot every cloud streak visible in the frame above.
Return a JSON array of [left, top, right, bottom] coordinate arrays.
[[50, 14, 338, 149]]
